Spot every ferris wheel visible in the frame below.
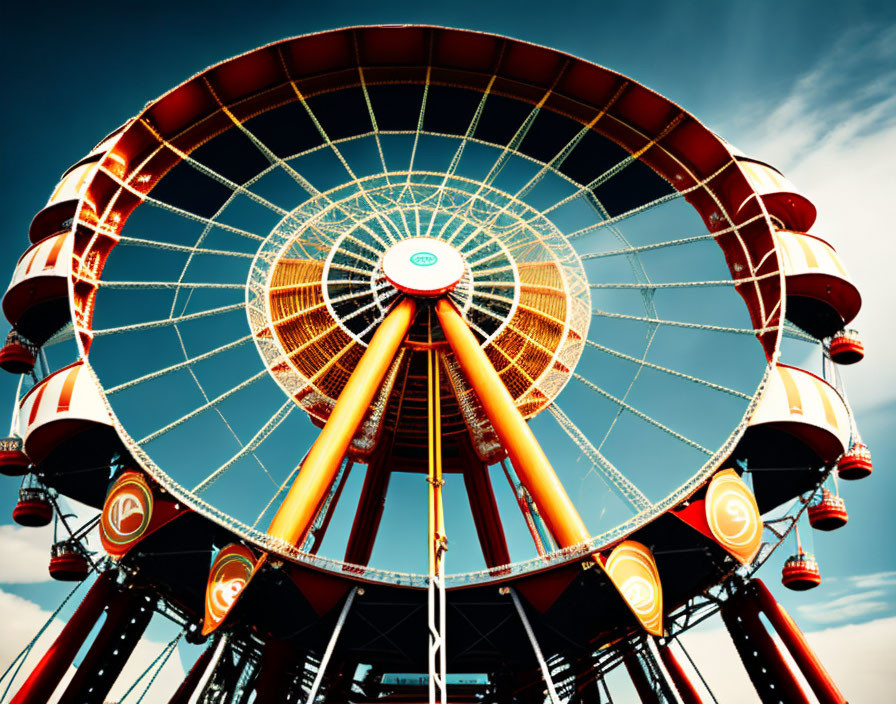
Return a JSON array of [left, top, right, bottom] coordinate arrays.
[[0, 26, 871, 704]]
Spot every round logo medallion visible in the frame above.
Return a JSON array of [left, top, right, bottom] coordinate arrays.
[[203, 544, 256, 634], [100, 471, 153, 557], [409, 251, 438, 267], [382, 238, 465, 297]]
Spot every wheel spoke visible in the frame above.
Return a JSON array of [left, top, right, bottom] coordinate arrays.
[[549, 404, 652, 512], [588, 272, 777, 289], [584, 340, 752, 400], [141, 118, 296, 218], [591, 309, 775, 336], [99, 280, 245, 290], [138, 368, 268, 444], [91, 301, 246, 337], [193, 399, 295, 493], [423, 74, 500, 240], [571, 372, 712, 455], [104, 334, 254, 395], [118, 236, 256, 258]]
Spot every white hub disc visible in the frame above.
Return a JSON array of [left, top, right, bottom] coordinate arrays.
[[382, 238, 466, 297]]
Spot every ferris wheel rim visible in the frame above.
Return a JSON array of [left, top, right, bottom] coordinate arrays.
[[47, 24, 785, 587]]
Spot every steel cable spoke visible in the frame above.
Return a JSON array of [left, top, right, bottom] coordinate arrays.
[[137, 191, 265, 241], [104, 334, 254, 395], [588, 271, 778, 289], [548, 403, 652, 512], [584, 340, 752, 400], [91, 301, 246, 337], [138, 368, 268, 444], [204, 73, 397, 252], [424, 74, 500, 240], [193, 399, 295, 493], [99, 280, 245, 290], [572, 372, 713, 455], [591, 308, 776, 336], [139, 119, 292, 217], [118, 235, 257, 258]]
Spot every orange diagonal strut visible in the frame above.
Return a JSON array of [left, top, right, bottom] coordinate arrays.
[[434, 298, 590, 548], [267, 298, 417, 546]]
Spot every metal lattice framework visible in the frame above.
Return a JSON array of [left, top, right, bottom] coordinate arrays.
[[0, 25, 867, 704]]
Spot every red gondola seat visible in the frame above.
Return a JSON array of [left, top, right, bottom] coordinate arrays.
[[12, 487, 53, 527], [0, 330, 37, 374], [781, 552, 821, 591], [807, 489, 848, 531], [49, 541, 90, 581], [837, 443, 872, 480], [0, 436, 30, 477], [829, 329, 864, 365]]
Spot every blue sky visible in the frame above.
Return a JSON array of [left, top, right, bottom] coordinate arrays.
[[1, 1, 894, 701]]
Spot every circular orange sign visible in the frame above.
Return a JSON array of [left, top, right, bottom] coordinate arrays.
[[705, 469, 762, 564], [605, 540, 664, 636], [203, 544, 255, 634], [100, 471, 153, 557]]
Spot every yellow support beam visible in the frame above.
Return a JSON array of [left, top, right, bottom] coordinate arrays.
[[428, 348, 447, 576], [267, 298, 417, 546], [434, 298, 590, 549]]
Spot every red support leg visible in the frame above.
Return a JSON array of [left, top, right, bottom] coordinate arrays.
[[721, 587, 810, 704], [56, 587, 153, 704], [253, 639, 296, 701], [753, 579, 847, 704], [10, 572, 117, 704], [344, 449, 391, 567], [459, 439, 511, 570], [167, 641, 217, 704], [623, 649, 663, 704], [658, 642, 703, 704]]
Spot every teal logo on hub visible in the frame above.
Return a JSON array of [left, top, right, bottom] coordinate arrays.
[[410, 251, 438, 266]]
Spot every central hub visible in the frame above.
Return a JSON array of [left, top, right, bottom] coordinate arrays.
[[382, 238, 466, 297]]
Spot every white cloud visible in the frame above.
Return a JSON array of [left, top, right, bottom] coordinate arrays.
[[847, 570, 896, 590], [718, 23, 896, 414], [796, 588, 889, 624], [0, 586, 185, 704], [0, 524, 55, 584], [677, 614, 896, 704]]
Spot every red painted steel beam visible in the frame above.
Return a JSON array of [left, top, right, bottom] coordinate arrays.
[[167, 643, 216, 704], [623, 650, 663, 704], [721, 588, 810, 704], [658, 642, 703, 704], [56, 587, 153, 704], [253, 639, 296, 701], [753, 579, 847, 704], [344, 449, 391, 567], [460, 451, 511, 569], [10, 572, 117, 704]]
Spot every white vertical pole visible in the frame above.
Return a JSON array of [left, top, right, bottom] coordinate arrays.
[[187, 634, 229, 704], [428, 574, 447, 704], [509, 588, 561, 704], [305, 586, 358, 704]]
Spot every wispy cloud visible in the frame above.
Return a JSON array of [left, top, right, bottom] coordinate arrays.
[[796, 588, 890, 624], [791, 569, 896, 624], [719, 23, 896, 413], [847, 570, 896, 590], [0, 524, 56, 584]]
